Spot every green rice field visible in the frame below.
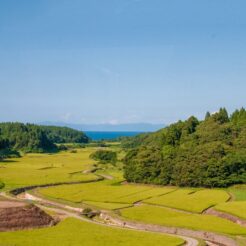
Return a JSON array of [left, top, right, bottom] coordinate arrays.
[[144, 188, 229, 213], [0, 148, 98, 190], [120, 204, 246, 235], [0, 218, 184, 246]]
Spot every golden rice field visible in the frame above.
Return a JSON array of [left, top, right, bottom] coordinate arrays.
[[120, 204, 246, 235], [0, 148, 98, 190], [0, 218, 184, 246], [215, 201, 246, 220], [38, 179, 175, 209], [1, 146, 246, 245], [144, 188, 230, 213]]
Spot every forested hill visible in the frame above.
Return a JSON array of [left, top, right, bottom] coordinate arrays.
[[39, 125, 89, 144], [0, 123, 89, 157], [123, 108, 246, 188], [0, 123, 55, 155]]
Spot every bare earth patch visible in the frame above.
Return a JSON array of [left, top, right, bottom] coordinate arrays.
[[0, 202, 56, 231], [0, 201, 26, 208]]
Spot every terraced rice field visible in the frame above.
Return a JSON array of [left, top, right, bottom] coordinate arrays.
[[213, 185, 246, 220], [120, 204, 246, 235], [215, 201, 246, 220], [38, 179, 175, 209], [1, 147, 246, 245], [228, 185, 246, 201], [144, 188, 229, 213], [0, 218, 184, 246], [0, 148, 98, 190]]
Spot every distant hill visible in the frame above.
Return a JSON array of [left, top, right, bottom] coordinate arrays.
[[39, 125, 89, 144], [39, 122, 164, 132], [123, 108, 246, 188], [0, 122, 56, 154], [0, 123, 89, 158]]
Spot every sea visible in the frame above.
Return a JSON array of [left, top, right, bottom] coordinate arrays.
[[84, 131, 143, 141]]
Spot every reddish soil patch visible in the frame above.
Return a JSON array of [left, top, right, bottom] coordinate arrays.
[[0, 201, 26, 208], [0, 202, 56, 231]]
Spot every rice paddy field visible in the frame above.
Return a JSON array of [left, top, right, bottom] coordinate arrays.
[[213, 185, 246, 220], [0, 218, 184, 246], [0, 148, 98, 190], [38, 179, 175, 208], [215, 201, 246, 220], [38, 180, 230, 213], [1, 146, 246, 245], [120, 204, 246, 235], [144, 188, 230, 213]]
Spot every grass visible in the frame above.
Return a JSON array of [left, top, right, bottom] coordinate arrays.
[[0, 218, 184, 246], [83, 201, 132, 210], [236, 236, 246, 246], [228, 185, 246, 201], [38, 180, 175, 207], [144, 188, 229, 213], [0, 148, 98, 190], [120, 204, 246, 235], [215, 201, 246, 220]]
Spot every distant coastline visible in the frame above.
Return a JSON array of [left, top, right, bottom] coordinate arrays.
[[84, 131, 143, 141]]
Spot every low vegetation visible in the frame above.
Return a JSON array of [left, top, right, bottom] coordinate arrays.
[[0, 148, 98, 190], [0, 218, 184, 246], [215, 201, 246, 220], [144, 189, 229, 213], [228, 185, 246, 201], [38, 180, 174, 206], [120, 204, 246, 235]]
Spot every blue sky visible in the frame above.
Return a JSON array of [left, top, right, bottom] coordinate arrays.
[[0, 0, 246, 124]]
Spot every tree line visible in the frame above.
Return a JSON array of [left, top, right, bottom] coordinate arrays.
[[0, 123, 89, 159], [123, 108, 246, 188]]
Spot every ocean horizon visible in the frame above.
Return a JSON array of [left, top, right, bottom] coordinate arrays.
[[84, 131, 143, 140]]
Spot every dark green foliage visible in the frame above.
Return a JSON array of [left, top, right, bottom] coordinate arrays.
[[205, 111, 211, 120], [90, 150, 117, 164], [0, 181, 4, 189], [120, 133, 154, 149], [0, 137, 20, 159], [124, 108, 246, 188], [40, 125, 89, 144], [0, 122, 56, 153], [82, 207, 99, 218]]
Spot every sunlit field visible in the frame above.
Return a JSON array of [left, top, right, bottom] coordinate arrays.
[[228, 185, 246, 201], [0, 218, 184, 246], [1, 146, 246, 244], [0, 148, 98, 190], [120, 204, 246, 235], [144, 188, 229, 213], [38, 179, 175, 208], [215, 201, 246, 220]]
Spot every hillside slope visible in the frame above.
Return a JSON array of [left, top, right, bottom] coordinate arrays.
[[123, 108, 246, 187]]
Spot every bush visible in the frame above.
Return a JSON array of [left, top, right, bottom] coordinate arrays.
[[90, 150, 117, 164]]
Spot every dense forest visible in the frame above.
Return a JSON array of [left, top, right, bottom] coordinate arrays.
[[0, 123, 89, 158], [123, 108, 246, 188], [39, 125, 89, 144]]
